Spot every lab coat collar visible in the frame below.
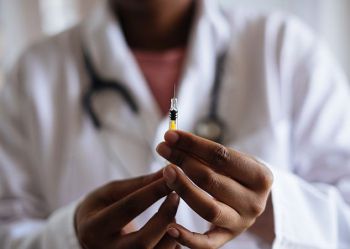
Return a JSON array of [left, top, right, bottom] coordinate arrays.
[[81, 0, 231, 176]]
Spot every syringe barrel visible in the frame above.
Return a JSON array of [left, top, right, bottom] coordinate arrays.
[[169, 97, 178, 130]]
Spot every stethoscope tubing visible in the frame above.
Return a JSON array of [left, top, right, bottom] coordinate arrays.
[[82, 47, 227, 143]]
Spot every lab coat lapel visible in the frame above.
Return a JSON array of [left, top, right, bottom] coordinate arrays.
[[81, 1, 162, 177]]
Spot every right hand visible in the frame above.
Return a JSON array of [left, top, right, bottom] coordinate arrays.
[[75, 170, 180, 249]]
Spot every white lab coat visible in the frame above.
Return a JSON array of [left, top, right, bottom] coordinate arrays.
[[1, 0, 350, 248]]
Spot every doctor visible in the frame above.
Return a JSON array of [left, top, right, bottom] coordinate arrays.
[[0, 0, 350, 248]]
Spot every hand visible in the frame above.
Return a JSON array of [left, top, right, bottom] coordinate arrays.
[[75, 170, 181, 249], [156, 131, 274, 249]]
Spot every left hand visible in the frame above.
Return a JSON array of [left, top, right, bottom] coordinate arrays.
[[156, 130, 273, 249]]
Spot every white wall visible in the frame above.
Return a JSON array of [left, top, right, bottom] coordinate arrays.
[[320, 0, 350, 76], [1, 0, 42, 67], [0, 0, 98, 71], [220, 0, 350, 78]]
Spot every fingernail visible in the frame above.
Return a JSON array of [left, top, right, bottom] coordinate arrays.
[[168, 227, 180, 238], [165, 131, 179, 145], [156, 143, 172, 158], [163, 166, 177, 186]]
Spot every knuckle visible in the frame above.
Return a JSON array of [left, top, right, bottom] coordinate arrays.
[[211, 145, 231, 166], [203, 235, 217, 249], [177, 232, 205, 249], [170, 150, 187, 167], [198, 170, 220, 191], [248, 199, 266, 217], [256, 167, 274, 190], [204, 203, 222, 224], [239, 216, 256, 230]]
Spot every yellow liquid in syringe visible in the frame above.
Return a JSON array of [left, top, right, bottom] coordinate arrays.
[[169, 120, 177, 130]]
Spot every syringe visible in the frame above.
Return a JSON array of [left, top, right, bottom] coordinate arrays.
[[169, 86, 178, 130]]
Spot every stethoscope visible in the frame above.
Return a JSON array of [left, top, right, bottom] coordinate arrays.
[[82, 48, 227, 143]]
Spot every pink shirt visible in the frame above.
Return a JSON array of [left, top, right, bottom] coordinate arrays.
[[132, 48, 186, 116]]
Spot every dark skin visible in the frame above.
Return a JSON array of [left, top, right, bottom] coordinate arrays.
[[76, 132, 273, 248], [75, 170, 181, 248], [110, 0, 196, 50], [75, 0, 274, 248], [157, 131, 273, 248]]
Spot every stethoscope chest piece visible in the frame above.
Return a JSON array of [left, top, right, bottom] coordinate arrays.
[[194, 51, 228, 144], [195, 115, 226, 144]]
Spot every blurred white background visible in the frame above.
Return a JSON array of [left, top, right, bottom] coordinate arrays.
[[0, 0, 349, 86]]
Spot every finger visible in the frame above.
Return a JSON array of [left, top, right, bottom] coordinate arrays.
[[98, 169, 164, 203], [115, 193, 180, 249], [154, 234, 179, 249], [161, 147, 263, 216], [158, 131, 273, 190], [163, 130, 231, 169], [167, 224, 234, 249], [163, 165, 240, 229], [137, 193, 180, 247], [94, 178, 172, 232]]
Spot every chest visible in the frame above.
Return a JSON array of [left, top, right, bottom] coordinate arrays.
[[36, 42, 292, 212]]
